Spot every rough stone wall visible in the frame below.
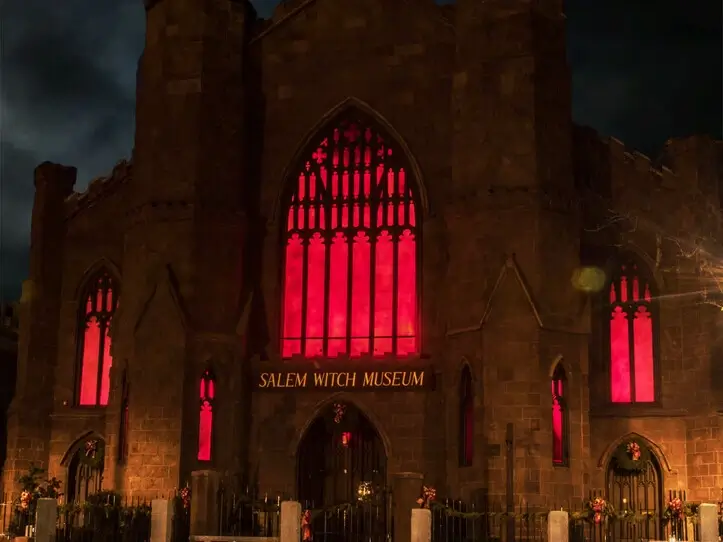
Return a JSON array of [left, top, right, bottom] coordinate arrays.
[[575, 127, 723, 496], [4, 0, 723, 509]]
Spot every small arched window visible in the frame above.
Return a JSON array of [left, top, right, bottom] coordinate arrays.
[[76, 270, 118, 406], [607, 259, 657, 403], [281, 112, 420, 359], [198, 370, 216, 462], [459, 366, 473, 467], [551, 364, 568, 466]]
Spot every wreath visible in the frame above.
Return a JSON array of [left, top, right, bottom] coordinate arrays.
[[611, 438, 649, 472], [80, 439, 105, 469]]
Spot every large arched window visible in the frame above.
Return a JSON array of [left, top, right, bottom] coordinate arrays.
[[607, 259, 657, 403], [551, 364, 568, 465], [459, 366, 473, 467], [281, 112, 420, 359], [76, 270, 118, 406]]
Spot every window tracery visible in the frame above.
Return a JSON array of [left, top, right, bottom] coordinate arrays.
[[282, 114, 419, 359]]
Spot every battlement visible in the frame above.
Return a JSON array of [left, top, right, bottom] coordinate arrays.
[[64, 159, 132, 219], [572, 124, 721, 200]]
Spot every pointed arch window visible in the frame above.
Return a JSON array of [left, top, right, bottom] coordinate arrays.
[[281, 113, 420, 359], [76, 271, 118, 406], [198, 370, 215, 462], [607, 260, 657, 403], [552, 364, 568, 466], [459, 366, 473, 467]]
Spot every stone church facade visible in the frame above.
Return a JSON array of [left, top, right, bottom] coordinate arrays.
[[3, 0, 723, 514]]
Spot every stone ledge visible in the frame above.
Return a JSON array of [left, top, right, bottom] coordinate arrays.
[[191, 537, 280, 542]]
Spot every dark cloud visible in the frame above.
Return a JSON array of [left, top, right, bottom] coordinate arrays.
[[0, 0, 720, 301]]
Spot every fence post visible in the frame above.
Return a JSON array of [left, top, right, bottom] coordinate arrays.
[[34, 498, 57, 542], [699, 503, 717, 542], [189, 470, 222, 537], [393, 472, 424, 542], [280, 501, 302, 542], [151, 499, 174, 542], [547, 510, 569, 542], [411, 508, 431, 542]]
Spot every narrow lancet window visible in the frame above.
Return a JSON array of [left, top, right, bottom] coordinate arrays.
[[198, 370, 216, 461], [459, 366, 473, 467], [552, 364, 568, 465]]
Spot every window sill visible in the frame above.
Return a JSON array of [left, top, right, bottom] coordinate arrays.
[[590, 404, 687, 418], [50, 406, 107, 420]]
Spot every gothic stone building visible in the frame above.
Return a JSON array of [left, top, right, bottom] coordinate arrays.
[[3, 0, 723, 518]]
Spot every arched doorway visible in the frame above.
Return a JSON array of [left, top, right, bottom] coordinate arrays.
[[297, 401, 387, 505], [297, 402, 389, 542], [64, 435, 105, 504], [606, 438, 662, 541]]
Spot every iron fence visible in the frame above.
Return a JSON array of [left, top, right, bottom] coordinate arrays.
[[569, 489, 698, 542], [56, 492, 152, 542], [301, 489, 393, 542], [171, 494, 191, 542], [0, 493, 34, 538], [431, 499, 548, 542], [217, 487, 281, 537]]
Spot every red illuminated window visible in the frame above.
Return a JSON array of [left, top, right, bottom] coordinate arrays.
[[118, 369, 129, 464], [76, 271, 118, 406], [198, 370, 215, 462], [551, 364, 568, 466], [281, 114, 419, 358], [608, 261, 656, 403], [459, 366, 473, 467]]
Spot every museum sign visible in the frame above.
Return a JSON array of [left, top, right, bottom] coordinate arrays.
[[255, 368, 434, 391]]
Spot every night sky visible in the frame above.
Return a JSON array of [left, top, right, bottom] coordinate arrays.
[[0, 0, 720, 301]]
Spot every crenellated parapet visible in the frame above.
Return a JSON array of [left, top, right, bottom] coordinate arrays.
[[64, 159, 132, 220]]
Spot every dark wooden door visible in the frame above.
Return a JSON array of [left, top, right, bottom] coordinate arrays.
[[607, 458, 662, 541]]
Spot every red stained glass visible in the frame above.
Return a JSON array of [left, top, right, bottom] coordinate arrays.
[[198, 370, 215, 462], [282, 235, 304, 358], [305, 233, 325, 357], [341, 432, 351, 447], [328, 233, 348, 357], [77, 273, 117, 407], [551, 366, 566, 465], [608, 264, 656, 403], [374, 231, 394, 355], [351, 233, 371, 356], [281, 116, 419, 358]]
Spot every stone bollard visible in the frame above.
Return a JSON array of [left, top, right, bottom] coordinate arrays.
[[411, 508, 431, 542], [35, 498, 58, 542], [699, 503, 718, 542], [280, 501, 302, 542], [548, 510, 569, 542], [151, 499, 174, 542]]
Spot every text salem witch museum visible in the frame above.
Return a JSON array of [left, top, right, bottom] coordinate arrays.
[[256, 370, 429, 390]]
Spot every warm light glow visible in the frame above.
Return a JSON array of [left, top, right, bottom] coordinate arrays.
[[609, 264, 656, 403], [552, 367, 565, 465], [281, 117, 419, 358], [341, 432, 351, 447], [198, 370, 215, 461], [77, 273, 117, 406]]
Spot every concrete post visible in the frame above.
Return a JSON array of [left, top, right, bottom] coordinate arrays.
[[151, 499, 174, 542], [34, 498, 57, 542], [189, 470, 222, 536], [411, 508, 431, 542], [699, 503, 718, 542], [547, 510, 569, 542], [393, 472, 424, 542], [280, 501, 302, 542]]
